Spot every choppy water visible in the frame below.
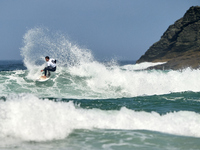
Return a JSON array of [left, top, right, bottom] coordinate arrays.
[[1, 27, 200, 150]]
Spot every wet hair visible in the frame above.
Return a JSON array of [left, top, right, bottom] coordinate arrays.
[[45, 56, 50, 59]]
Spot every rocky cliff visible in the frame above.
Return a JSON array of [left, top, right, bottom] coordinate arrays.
[[136, 6, 200, 70]]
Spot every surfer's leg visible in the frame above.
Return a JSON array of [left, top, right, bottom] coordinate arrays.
[[43, 67, 49, 76], [47, 71, 51, 77], [50, 67, 56, 72], [47, 67, 56, 72], [44, 68, 47, 76], [44, 66, 55, 77], [43, 66, 56, 77]]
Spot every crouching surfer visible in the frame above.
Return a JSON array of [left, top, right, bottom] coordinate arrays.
[[41, 56, 56, 79]]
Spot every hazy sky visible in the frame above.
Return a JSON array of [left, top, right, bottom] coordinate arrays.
[[0, 0, 200, 61]]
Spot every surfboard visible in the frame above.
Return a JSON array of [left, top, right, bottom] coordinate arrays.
[[36, 70, 51, 82], [36, 76, 50, 82]]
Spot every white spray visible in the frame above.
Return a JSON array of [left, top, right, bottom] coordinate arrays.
[[0, 94, 200, 142]]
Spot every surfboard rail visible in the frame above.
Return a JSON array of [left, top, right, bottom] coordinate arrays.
[[36, 76, 50, 82]]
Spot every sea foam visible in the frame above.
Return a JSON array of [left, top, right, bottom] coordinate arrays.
[[17, 27, 200, 99], [0, 94, 200, 142], [20, 27, 93, 80]]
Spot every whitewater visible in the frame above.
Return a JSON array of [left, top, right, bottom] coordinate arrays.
[[1, 27, 200, 150]]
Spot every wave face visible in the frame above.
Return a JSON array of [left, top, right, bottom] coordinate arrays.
[[1, 94, 200, 142], [0, 27, 194, 98], [2, 66, 200, 99]]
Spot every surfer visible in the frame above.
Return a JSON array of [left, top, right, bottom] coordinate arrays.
[[41, 56, 56, 79]]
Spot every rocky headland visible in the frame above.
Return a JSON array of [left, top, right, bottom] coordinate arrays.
[[136, 6, 200, 70]]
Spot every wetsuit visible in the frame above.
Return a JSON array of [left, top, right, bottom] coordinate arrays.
[[43, 59, 56, 77]]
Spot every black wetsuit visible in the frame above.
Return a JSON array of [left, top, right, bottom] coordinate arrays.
[[44, 66, 56, 77]]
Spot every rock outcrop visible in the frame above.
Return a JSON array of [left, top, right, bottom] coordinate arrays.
[[136, 6, 200, 70]]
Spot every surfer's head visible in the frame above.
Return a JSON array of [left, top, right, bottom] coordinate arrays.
[[45, 56, 49, 62]]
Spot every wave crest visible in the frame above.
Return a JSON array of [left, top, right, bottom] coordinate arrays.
[[0, 94, 200, 142]]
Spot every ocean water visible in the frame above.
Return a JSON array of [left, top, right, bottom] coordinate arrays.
[[1, 27, 200, 150]]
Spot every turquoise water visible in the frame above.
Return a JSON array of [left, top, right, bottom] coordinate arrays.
[[1, 28, 200, 150], [1, 60, 200, 150]]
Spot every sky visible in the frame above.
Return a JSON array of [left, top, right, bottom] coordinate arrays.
[[0, 0, 200, 61]]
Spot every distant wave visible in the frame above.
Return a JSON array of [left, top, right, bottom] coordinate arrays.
[[0, 60, 26, 71], [121, 62, 166, 70]]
